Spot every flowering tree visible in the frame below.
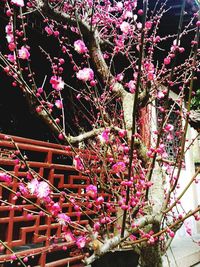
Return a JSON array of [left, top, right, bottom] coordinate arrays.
[[0, 0, 200, 266]]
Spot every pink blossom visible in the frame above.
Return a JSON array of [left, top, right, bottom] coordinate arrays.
[[57, 213, 71, 225], [116, 2, 123, 11], [86, 184, 97, 199], [164, 57, 171, 65], [96, 196, 104, 205], [124, 11, 133, 19], [7, 54, 16, 63], [27, 179, 50, 199], [120, 21, 130, 34], [73, 155, 84, 171], [5, 24, 14, 43], [64, 230, 75, 243], [76, 68, 94, 82], [27, 178, 39, 195], [112, 162, 126, 174], [45, 26, 53, 36], [37, 181, 50, 199], [93, 222, 100, 231], [165, 124, 174, 132], [49, 202, 61, 216], [118, 129, 127, 138], [55, 100, 63, 109], [76, 236, 86, 248], [18, 46, 30, 60], [157, 91, 165, 99], [127, 80, 136, 93], [0, 172, 12, 184], [145, 21, 152, 30], [99, 128, 110, 143], [18, 183, 29, 196], [50, 76, 64, 91], [74, 40, 88, 54], [11, 0, 24, 7]]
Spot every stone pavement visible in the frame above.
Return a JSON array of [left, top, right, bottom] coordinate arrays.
[[163, 235, 200, 267]]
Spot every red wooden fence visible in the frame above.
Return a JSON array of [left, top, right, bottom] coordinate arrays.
[[0, 134, 99, 267]]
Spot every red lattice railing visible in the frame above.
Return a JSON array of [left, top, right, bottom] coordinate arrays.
[[0, 134, 102, 267]]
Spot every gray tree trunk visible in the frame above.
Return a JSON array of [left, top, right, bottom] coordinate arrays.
[[139, 244, 163, 267]]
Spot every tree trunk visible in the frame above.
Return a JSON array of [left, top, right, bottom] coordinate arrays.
[[139, 244, 163, 267]]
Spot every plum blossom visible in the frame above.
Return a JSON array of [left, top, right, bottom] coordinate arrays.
[[45, 26, 53, 36], [157, 91, 165, 99], [57, 213, 71, 225], [5, 24, 14, 43], [37, 181, 50, 199], [164, 124, 174, 132], [49, 202, 61, 216], [7, 54, 16, 63], [164, 57, 171, 65], [27, 179, 51, 199], [74, 40, 88, 54], [18, 46, 30, 60], [120, 21, 130, 34], [112, 162, 126, 174], [76, 68, 94, 82], [127, 80, 136, 93], [144, 62, 155, 81], [11, 0, 24, 7], [76, 236, 86, 248], [27, 178, 39, 195], [64, 230, 75, 243], [0, 172, 12, 184], [98, 128, 110, 144], [50, 76, 64, 91], [18, 183, 29, 196], [55, 100, 63, 109], [86, 184, 97, 199], [73, 155, 84, 171]]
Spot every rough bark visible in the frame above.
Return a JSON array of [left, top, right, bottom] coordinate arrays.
[[139, 243, 163, 267]]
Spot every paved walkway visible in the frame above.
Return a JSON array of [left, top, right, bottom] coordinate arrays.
[[163, 235, 200, 267]]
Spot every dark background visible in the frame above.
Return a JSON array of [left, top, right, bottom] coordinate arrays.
[[0, 0, 199, 142]]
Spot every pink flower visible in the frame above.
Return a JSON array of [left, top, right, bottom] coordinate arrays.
[[157, 91, 165, 99], [76, 68, 94, 82], [45, 26, 53, 36], [74, 40, 88, 54], [5, 24, 14, 43], [99, 128, 110, 143], [18, 183, 29, 196], [118, 129, 127, 138], [73, 155, 84, 171], [120, 21, 130, 34], [11, 0, 24, 7], [50, 76, 64, 91], [64, 230, 75, 243], [165, 124, 174, 132], [0, 172, 12, 184], [7, 54, 16, 63], [27, 179, 50, 199], [127, 80, 136, 93], [37, 181, 50, 199], [55, 100, 63, 109], [49, 202, 61, 216], [164, 57, 171, 65], [112, 162, 126, 174], [145, 21, 152, 30], [18, 46, 30, 60], [27, 178, 39, 195], [76, 236, 86, 248], [86, 184, 97, 199], [57, 213, 71, 225]]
